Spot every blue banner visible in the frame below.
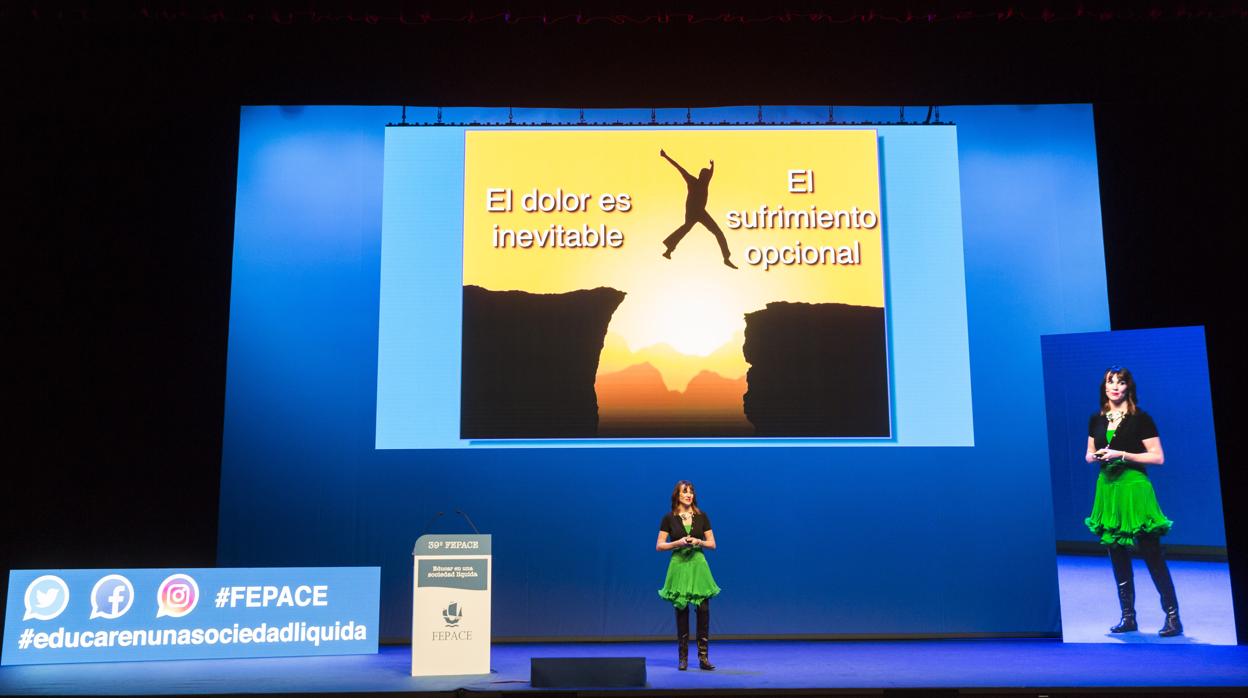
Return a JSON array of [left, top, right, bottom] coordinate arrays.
[[2, 567, 379, 665]]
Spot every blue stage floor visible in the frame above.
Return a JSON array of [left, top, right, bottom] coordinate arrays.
[[1057, 553, 1237, 644], [2, 640, 1246, 695], [1, 556, 1242, 694]]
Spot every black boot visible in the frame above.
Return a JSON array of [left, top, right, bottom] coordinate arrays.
[[697, 637, 715, 670], [675, 607, 689, 670], [1139, 535, 1183, 637], [1158, 607, 1183, 637], [1107, 545, 1138, 633], [696, 600, 715, 670]]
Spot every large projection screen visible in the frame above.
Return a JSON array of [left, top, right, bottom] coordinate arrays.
[[220, 105, 1108, 639]]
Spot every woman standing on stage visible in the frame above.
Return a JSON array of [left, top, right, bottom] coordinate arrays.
[[1085, 366, 1182, 636], [657, 480, 721, 670]]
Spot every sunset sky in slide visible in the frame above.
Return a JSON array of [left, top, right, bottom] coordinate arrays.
[[463, 129, 884, 394]]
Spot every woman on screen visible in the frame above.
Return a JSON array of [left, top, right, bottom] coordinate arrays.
[[1085, 366, 1181, 637], [657, 480, 721, 670]]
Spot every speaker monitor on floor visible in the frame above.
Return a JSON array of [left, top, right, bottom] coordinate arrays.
[[530, 657, 647, 688]]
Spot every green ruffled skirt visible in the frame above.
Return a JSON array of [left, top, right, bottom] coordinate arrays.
[[658, 548, 721, 610], [1085, 465, 1173, 547]]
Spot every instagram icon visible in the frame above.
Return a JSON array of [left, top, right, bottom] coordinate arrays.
[[156, 574, 200, 618]]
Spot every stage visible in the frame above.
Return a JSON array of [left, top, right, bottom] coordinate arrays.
[[1057, 554, 1237, 645], [1, 639, 1245, 696], [2, 556, 1243, 695]]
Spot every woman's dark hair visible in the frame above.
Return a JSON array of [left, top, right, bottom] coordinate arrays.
[[670, 480, 702, 515], [1100, 365, 1139, 415]]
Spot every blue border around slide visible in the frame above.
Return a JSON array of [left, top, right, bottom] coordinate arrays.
[[375, 125, 973, 448]]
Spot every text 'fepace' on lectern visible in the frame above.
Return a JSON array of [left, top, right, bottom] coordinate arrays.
[[411, 534, 492, 677]]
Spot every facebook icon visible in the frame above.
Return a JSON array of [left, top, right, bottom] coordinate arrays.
[[89, 575, 135, 620]]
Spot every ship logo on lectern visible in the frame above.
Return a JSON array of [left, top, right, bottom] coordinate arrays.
[[442, 602, 463, 627]]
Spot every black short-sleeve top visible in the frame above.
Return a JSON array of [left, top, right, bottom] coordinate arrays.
[[1088, 410, 1160, 456], [660, 511, 712, 540]]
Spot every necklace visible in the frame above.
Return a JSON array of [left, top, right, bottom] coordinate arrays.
[[1105, 410, 1126, 423]]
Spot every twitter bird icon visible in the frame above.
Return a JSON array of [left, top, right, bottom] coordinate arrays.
[[23, 575, 70, 621], [35, 587, 59, 608]]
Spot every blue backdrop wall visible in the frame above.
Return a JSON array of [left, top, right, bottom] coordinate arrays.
[[219, 104, 1108, 639], [1041, 326, 1225, 548]]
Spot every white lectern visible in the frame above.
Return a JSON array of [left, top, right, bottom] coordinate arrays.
[[411, 534, 492, 676]]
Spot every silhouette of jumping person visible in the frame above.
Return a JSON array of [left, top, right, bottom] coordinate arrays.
[[660, 149, 738, 269]]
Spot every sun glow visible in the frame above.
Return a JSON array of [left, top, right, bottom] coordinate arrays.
[[608, 248, 756, 357]]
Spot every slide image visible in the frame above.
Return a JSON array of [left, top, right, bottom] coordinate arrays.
[[458, 130, 890, 439]]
